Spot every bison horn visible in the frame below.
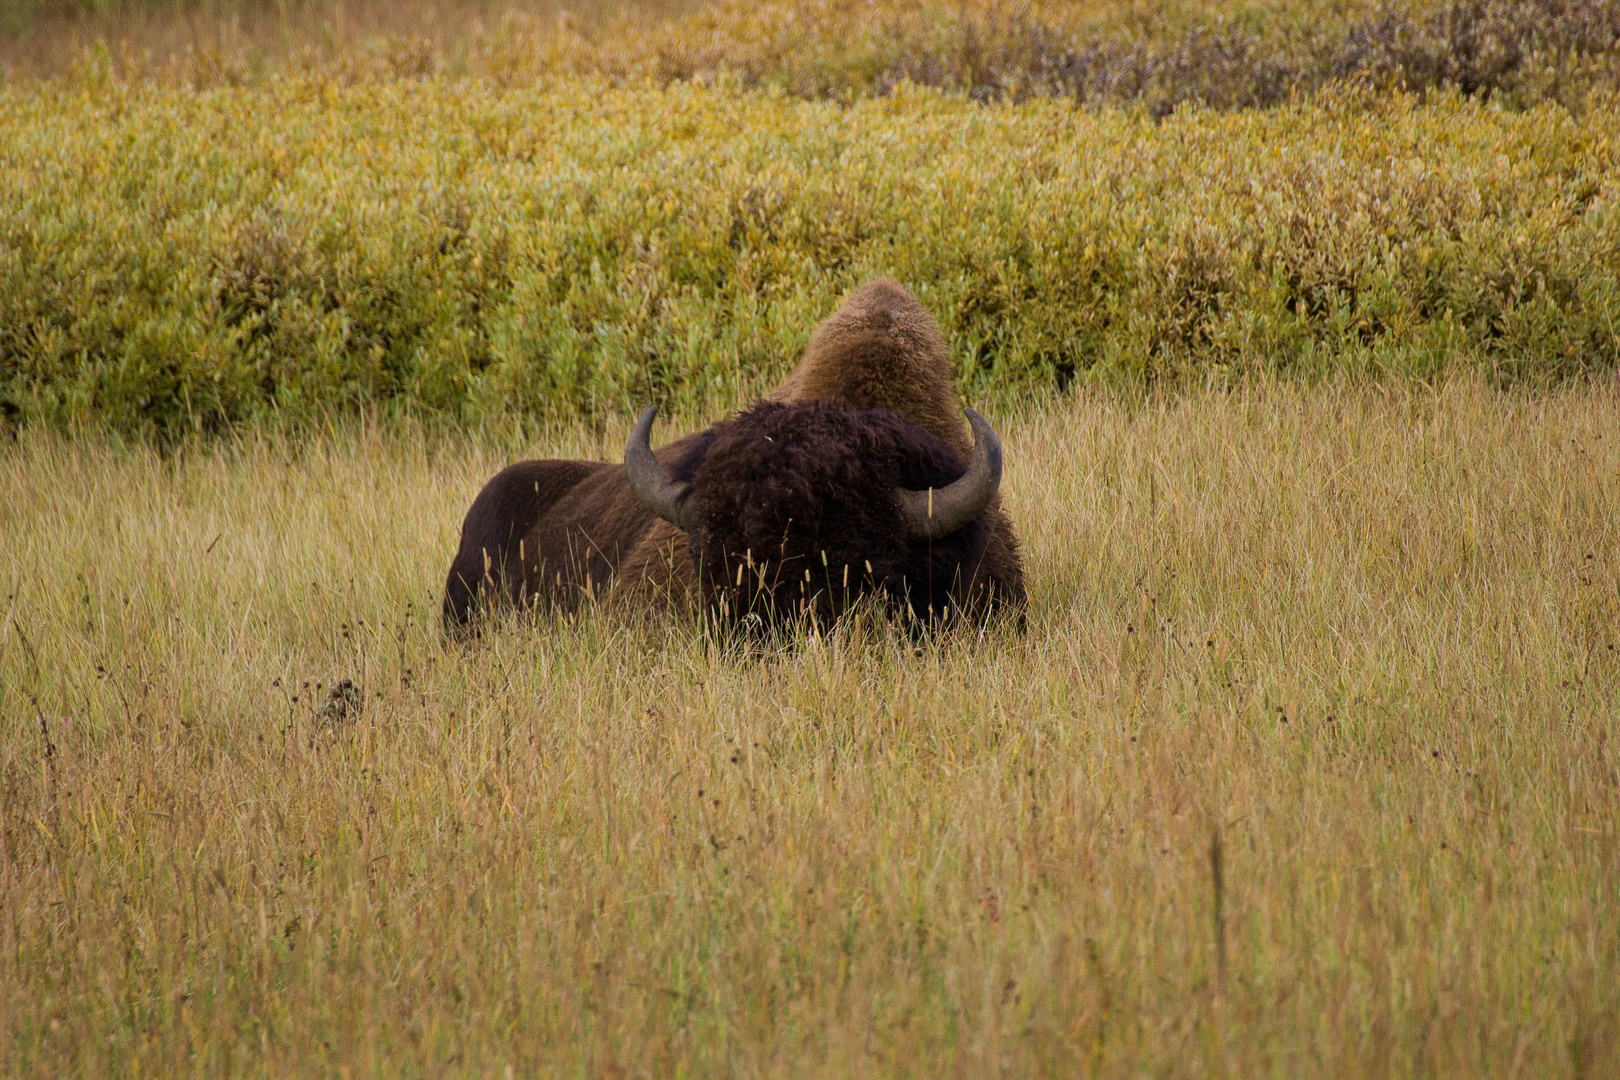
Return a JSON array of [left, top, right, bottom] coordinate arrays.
[[897, 408, 1003, 541], [625, 405, 698, 533]]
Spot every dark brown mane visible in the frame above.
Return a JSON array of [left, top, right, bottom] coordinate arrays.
[[679, 399, 1002, 624]]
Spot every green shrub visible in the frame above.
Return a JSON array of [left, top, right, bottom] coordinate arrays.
[[2, 77, 1617, 437], [903, 0, 1620, 113], [555, 0, 1620, 112], [14, 0, 1620, 111]]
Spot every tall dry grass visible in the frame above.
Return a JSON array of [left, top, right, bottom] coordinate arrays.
[[3, 377, 1617, 1075]]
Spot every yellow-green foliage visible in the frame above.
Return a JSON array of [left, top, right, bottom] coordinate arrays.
[[537, 0, 1620, 110], [16, 0, 1620, 110], [3, 381, 1616, 1074], [4, 76, 1618, 435]]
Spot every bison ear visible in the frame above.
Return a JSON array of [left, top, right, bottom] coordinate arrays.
[[896, 407, 1003, 541], [625, 406, 698, 533]]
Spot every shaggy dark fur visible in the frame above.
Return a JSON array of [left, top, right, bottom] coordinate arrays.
[[442, 458, 610, 626], [441, 402, 1017, 632], [442, 278, 1026, 632], [677, 400, 998, 626], [442, 428, 718, 630]]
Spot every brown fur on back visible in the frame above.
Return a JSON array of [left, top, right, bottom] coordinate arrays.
[[769, 279, 1023, 609], [770, 279, 969, 455], [443, 278, 1025, 629]]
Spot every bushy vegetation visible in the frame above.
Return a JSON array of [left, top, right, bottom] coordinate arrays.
[[4, 382, 1616, 1075], [4, 77, 1617, 437], [5, 0, 1618, 437], [5, 7, 1617, 1075], [13, 0, 1620, 111], [553, 0, 1620, 112]]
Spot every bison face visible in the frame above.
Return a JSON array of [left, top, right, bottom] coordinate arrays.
[[625, 399, 1003, 628]]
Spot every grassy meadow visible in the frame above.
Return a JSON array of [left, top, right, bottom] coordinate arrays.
[[4, 0, 1620, 1074], [3, 379, 1618, 1076]]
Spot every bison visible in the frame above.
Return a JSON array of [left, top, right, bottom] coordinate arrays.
[[442, 279, 1025, 631]]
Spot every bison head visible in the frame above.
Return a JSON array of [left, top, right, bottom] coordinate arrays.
[[625, 399, 1004, 627]]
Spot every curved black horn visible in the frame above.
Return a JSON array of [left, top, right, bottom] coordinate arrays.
[[897, 407, 1003, 541], [624, 406, 696, 533]]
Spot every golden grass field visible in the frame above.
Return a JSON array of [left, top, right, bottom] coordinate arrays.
[[3, 0, 1619, 1073], [3, 377, 1617, 1075]]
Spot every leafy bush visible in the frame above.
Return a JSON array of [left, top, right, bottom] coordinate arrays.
[[2, 77, 1617, 437], [19, 0, 1620, 113], [901, 0, 1620, 112], [541, 0, 1620, 112]]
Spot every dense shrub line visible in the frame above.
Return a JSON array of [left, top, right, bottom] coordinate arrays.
[[2, 79, 1617, 437], [888, 0, 1620, 113], [541, 0, 1620, 112], [21, 0, 1620, 114]]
